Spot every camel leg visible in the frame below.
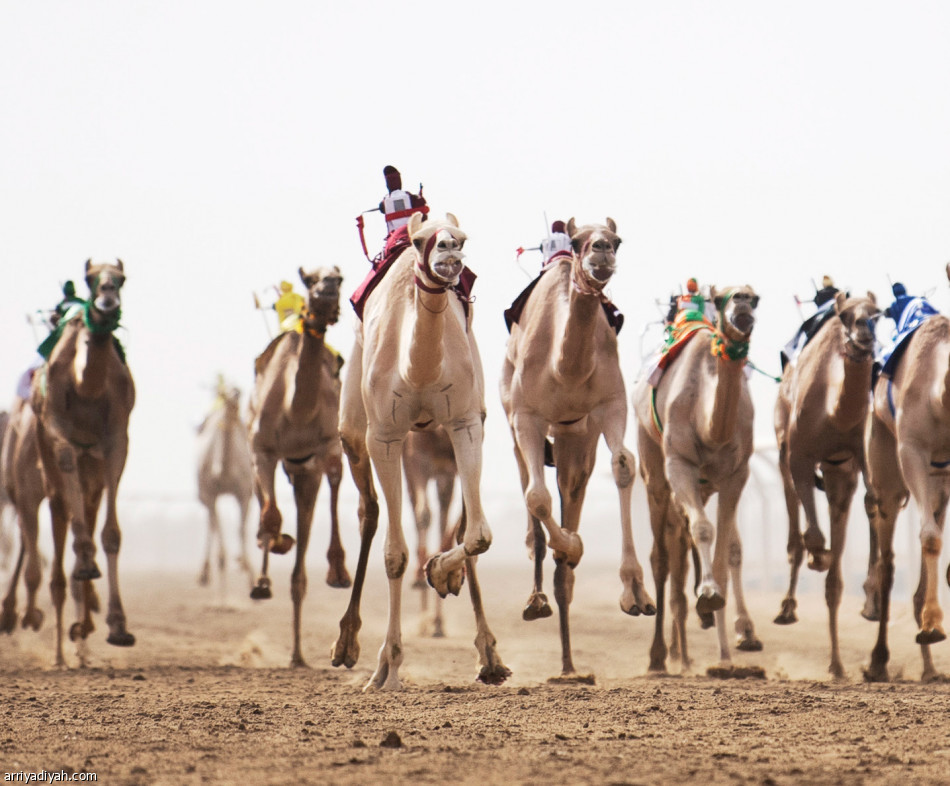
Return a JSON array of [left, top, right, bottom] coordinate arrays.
[[288, 468, 319, 668], [788, 448, 831, 572], [861, 479, 882, 621], [863, 413, 904, 682], [774, 440, 804, 624], [99, 456, 134, 648], [69, 480, 103, 660], [822, 465, 858, 679], [668, 520, 692, 670], [461, 515, 509, 685], [898, 438, 948, 644], [198, 498, 217, 587], [512, 439, 552, 621], [639, 426, 673, 672], [0, 539, 24, 633], [602, 406, 654, 617], [507, 412, 582, 566], [426, 414, 494, 597], [916, 484, 950, 681], [430, 472, 455, 638], [331, 357, 379, 670], [710, 468, 749, 665], [324, 453, 351, 589], [404, 451, 431, 591], [41, 432, 100, 581], [235, 493, 255, 594], [729, 534, 763, 652], [250, 452, 281, 600], [49, 492, 70, 668], [364, 428, 408, 691], [665, 455, 723, 614], [16, 498, 45, 633]]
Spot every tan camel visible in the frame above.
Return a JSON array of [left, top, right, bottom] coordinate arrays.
[[500, 217, 654, 679], [0, 396, 61, 639], [864, 270, 950, 681], [403, 427, 457, 637], [632, 287, 761, 672], [247, 265, 348, 667], [332, 212, 509, 691], [773, 292, 879, 677], [196, 383, 255, 594], [29, 259, 134, 666]]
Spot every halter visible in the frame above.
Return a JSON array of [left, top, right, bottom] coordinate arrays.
[[569, 235, 612, 302], [710, 289, 751, 361], [294, 311, 325, 339]]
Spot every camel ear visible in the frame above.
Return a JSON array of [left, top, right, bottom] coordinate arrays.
[[445, 213, 459, 228], [566, 218, 576, 238], [606, 217, 616, 233], [946, 261, 950, 283], [115, 258, 124, 271], [408, 211, 424, 239], [85, 259, 92, 274], [867, 290, 876, 305], [298, 266, 307, 285], [834, 290, 847, 314]]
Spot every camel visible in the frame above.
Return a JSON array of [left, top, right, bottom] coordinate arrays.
[[403, 427, 457, 637], [196, 383, 256, 595], [500, 217, 654, 679], [332, 212, 509, 691], [632, 286, 761, 673], [0, 396, 59, 640], [773, 292, 880, 678], [247, 265, 349, 667], [28, 259, 135, 666], [864, 270, 950, 681], [0, 410, 16, 568]]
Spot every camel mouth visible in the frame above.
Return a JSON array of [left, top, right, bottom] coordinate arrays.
[[430, 254, 463, 285], [730, 311, 755, 335], [93, 296, 120, 314], [583, 254, 616, 283]]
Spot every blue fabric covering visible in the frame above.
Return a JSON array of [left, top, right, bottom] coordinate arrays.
[[877, 296, 940, 377]]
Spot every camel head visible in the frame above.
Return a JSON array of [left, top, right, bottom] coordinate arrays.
[[409, 212, 467, 288], [834, 291, 880, 360], [84, 258, 125, 322], [566, 218, 621, 289], [298, 265, 343, 330], [711, 285, 759, 341]]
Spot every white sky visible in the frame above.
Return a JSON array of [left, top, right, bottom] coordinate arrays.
[[2, 0, 950, 513]]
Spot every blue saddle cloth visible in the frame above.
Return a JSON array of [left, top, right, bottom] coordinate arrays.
[[876, 297, 940, 378]]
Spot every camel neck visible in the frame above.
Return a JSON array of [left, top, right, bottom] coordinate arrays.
[[73, 330, 115, 398], [406, 286, 447, 388], [555, 284, 602, 381], [289, 330, 327, 423], [829, 353, 873, 431], [705, 352, 746, 446]]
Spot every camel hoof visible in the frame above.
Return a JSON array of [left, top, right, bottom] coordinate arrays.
[[736, 635, 764, 652], [69, 622, 85, 642], [698, 611, 716, 629], [860, 602, 880, 622], [290, 655, 310, 669], [916, 627, 947, 645], [0, 611, 16, 634], [326, 568, 352, 589], [73, 562, 101, 581], [21, 608, 43, 631], [198, 566, 211, 587], [331, 632, 359, 669], [269, 533, 295, 555], [107, 630, 136, 647], [477, 663, 512, 686], [696, 592, 725, 616], [250, 578, 272, 600], [773, 599, 798, 625], [862, 664, 889, 683], [807, 549, 832, 572], [523, 593, 553, 621], [424, 555, 464, 598]]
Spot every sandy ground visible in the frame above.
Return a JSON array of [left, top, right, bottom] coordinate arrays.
[[2, 558, 950, 785]]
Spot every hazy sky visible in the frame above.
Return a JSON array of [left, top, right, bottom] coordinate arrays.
[[3, 1, 950, 509]]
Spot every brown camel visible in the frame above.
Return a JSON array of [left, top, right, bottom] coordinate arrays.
[[332, 212, 509, 691], [29, 259, 135, 666], [403, 427, 457, 637], [632, 287, 761, 672], [864, 270, 950, 681], [500, 217, 654, 679], [773, 292, 879, 678], [196, 383, 255, 595], [0, 396, 62, 640], [247, 265, 349, 667]]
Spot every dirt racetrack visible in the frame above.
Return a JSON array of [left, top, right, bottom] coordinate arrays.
[[2, 560, 950, 786]]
